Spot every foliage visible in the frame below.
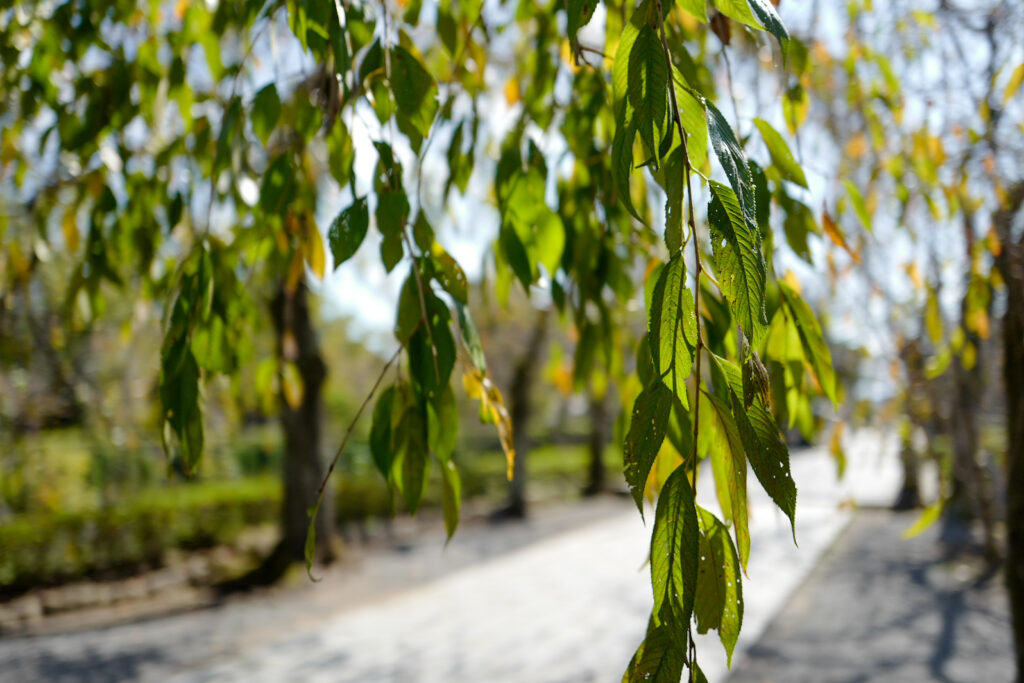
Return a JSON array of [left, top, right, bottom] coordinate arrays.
[[0, 441, 621, 591], [0, 0, 846, 676], [0, 477, 280, 590]]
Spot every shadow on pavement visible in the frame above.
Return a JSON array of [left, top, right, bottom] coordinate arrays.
[[729, 510, 1013, 683]]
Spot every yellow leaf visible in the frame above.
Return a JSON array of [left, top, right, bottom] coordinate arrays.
[[782, 269, 802, 295], [285, 248, 304, 293], [282, 362, 305, 409], [303, 214, 325, 279], [845, 133, 868, 160], [822, 210, 861, 263], [552, 364, 573, 397], [830, 421, 847, 478], [1004, 62, 1024, 104], [925, 291, 942, 345], [463, 369, 516, 480], [968, 308, 990, 341], [962, 340, 977, 371], [902, 500, 944, 539], [905, 262, 922, 291], [63, 209, 79, 253], [504, 77, 520, 106], [986, 228, 1002, 257]]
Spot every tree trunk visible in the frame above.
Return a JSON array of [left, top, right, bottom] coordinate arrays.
[[995, 184, 1024, 680], [949, 211, 1000, 560], [583, 390, 608, 496], [502, 308, 551, 519], [893, 426, 922, 511], [272, 281, 335, 565]]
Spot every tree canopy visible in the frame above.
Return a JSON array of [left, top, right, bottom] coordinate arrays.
[[9, 0, 1024, 679]]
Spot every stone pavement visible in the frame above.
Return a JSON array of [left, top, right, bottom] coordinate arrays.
[[0, 430, 904, 682], [727, 510, 1014, 683]]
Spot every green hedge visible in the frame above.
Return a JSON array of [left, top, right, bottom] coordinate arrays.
[[0, 444, 620, 590], [0, 477, 281, 590]]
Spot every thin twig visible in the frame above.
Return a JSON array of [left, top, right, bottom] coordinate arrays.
[[654, 0, 702, 476], [315, 344, 404, 498], [403, 232, 442, 384]]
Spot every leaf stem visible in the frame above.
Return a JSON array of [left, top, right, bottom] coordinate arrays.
[[654, 0, 702, 478]]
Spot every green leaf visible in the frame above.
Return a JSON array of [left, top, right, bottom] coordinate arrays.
[[391, 45, 438, 141], [779, 282, 838, 406], [408, 293, 456, 399], [427, 383, 458, 461], [326, 120, 355, 186], [732, 392, 797, 537], [678, 0, 708, 22], [440, 458, 462, 539], [455, 302, 487, 372], [707, 181, 768, 346], [777, 191, 817, 263], [749, 161, 770, 234], [627, 25, 670, 163], [568, 0, 598, 47], [376, 188, 410, 239], [611, 118, 643, 222], [651, 464, 699, 634], [159, 345, 203, 473], [394, 399, 430, 514], [694, 507, 743, 665], [612, 2, 646, 107], [328, 197, 369, 268], [251, 84, 281, 146], [648, 254, 696, 406], [842, 179, 872, 232], [700, 391, 750, 571], [610, 2, 648, 223], [370, 385, 396, 478], [707, 101, 756, 229], [747, 0, 790, 50], [624, 381, 674, 513], [260, 155, 295, 213], [623, 622, 686, 683], [191, 314, 230, 373], [674, 79, 709, 171], [500, 222, 533, 288], [500, 169, 565, 282], [377, 189, 409, 272], [433, 249, 468, 304], [752, 118, 807, 188], [664, 147, 685, 253], [712, 0, 758, 29], [395, 272, 422, 343]]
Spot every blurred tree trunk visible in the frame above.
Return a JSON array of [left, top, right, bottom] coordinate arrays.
[[995, 183, 1024, 680], [949, 210, 999, 560], [502, 308, 550, 519], [894, 342, 923, 511], [582, 390, 608, 496], [272, 281, 335, 566]]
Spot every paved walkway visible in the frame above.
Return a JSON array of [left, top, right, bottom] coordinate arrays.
[[0, 431, 903, 682], [728, 510, 1014, 682]]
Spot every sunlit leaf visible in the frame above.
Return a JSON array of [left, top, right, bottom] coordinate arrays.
[[752, 118, 807, 188], [624, 380, 674, 513], [651, 464, 699, 633]]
